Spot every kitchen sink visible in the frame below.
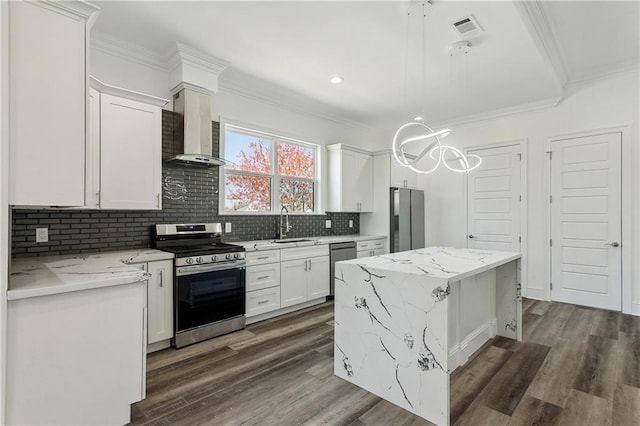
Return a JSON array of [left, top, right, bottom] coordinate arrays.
[[272, 239, 313, 244]]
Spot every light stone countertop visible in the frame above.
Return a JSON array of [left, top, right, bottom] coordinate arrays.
[[8, 249, 174, 301], [340, 246, 520, 282], [236, 234, 386, 251]]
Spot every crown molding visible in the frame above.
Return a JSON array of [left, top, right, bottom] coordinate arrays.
[[165, 42, 230, 77], [218, 70, 376, 132], [91, 31, 168, 72], [90, 76, 169, 107], [513, 0, 568, 89], [433, 97, 562, 129], [564, 64, 640, 95], [34, 0, 100, 21]]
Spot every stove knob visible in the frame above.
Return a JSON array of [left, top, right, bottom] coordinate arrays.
[[225, 254, 231, 260], [233, 253, 240, 259], [196, 257, 203, 263], [211, 255, 218, 262], [186, 258, 194, 265]]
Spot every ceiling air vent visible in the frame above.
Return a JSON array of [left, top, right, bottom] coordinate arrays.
[[450, 14, 483, 39]]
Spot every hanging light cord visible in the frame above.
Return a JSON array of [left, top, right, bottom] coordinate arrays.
[[421, 1, 426, 121]]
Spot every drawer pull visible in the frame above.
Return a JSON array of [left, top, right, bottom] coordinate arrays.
[[257, 275, 270, 280], [257, 256, 269, 260], [257, 300, 270, 305]]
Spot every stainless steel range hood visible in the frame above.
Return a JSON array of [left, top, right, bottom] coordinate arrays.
[[165, 86, 225, 166]]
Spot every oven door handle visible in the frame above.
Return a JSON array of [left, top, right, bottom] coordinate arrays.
[[176, 261, 246, 276]]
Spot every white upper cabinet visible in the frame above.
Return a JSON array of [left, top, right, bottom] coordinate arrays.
[[389, 153, 418, 189], [87, 79, 168, 210], [9, 0, 99, 206], [326, 144, 373, 212]]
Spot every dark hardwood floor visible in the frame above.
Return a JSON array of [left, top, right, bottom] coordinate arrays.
[[130, 299, 640, 425]]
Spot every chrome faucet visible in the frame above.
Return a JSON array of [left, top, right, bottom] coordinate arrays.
[[279, 205, 292, 239]]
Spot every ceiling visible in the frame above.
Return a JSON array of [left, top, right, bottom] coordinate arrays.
[[91, 1, 639, 134]]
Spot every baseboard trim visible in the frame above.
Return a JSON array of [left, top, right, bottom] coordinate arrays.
[[632, 303, 640, 316], [525, 287, 547, 300], [448, 319, 496, 369], [147, 339, 171, 353], [246, 297, 327, 325]]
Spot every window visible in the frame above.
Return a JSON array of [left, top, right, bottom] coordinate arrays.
[[222, 124, 318, 214]]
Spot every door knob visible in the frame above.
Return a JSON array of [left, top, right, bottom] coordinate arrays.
[[468, 235, 475, 239], [605, 242, 620, 247]]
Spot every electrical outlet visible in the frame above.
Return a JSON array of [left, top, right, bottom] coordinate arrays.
[[325, 220, 332, 228], [349, 220, 354, 228], [35, 228, 48, 243], [225, 222, 232, 233]]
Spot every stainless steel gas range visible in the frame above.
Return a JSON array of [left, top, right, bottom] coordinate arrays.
[[153, 223, 246, 348]]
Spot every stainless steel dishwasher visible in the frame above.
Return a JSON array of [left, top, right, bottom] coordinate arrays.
[[329, 241, 357, 296]]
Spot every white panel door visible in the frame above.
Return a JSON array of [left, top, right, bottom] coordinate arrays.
[[280, 259, 308, 308], [550, 132, 621, 310], [467, 145, 521, 252], [147, 260, 174, 344], [307, 256, 330, 299]]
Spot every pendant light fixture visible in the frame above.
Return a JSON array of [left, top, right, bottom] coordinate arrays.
[[392, 1, 481, 174]]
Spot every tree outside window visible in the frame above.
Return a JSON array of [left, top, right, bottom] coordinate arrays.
[[223, 126, 317, 213]]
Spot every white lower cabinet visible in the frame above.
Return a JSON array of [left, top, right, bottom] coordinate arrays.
[[281, 245, 330, 308], [356, 239, 386, 259], [146, 260, 174, 345], [247, 286, 281, 317], [246, 250, 282, 318]]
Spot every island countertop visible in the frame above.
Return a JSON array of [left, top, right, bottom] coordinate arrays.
[[340, 246, 520, 282], [8, 249, 174, 301]]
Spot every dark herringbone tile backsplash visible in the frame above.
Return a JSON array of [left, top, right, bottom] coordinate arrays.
[[11, 111, 359, 257]]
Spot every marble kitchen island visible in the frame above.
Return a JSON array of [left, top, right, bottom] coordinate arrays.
[[334, 247, 521, 426]]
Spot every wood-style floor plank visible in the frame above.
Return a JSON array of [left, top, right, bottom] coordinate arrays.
[[130, 299, 639, 425], [450, 345, 512, 423], [509, 394, 563, 425], [474, 341, 550, 415], [572, 334, 618, 400], [616, 331, 640, 388], [556, 389, 612, 426], [526, 337, 586, 407], [612, 384, 640, 425]]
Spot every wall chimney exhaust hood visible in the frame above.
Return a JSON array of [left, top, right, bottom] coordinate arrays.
[[165, 84, 225, 166]]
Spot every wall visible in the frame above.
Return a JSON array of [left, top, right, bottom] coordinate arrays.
[[0, 0, 8, 420], [418, 71, 640, 313], [11, 113, 359, 258]]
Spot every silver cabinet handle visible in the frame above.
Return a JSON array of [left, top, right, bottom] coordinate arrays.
[[309, 259, 312, 270], [468, 235, 475, 239], [257, 300, 269, 305], [605, 242, 620, 247], [159, 270, 164, 287], [304, 259, 307, 271], [257, 256, 269, 260], [257, 275, 269, 280]]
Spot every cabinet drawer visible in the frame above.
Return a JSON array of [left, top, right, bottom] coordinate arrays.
[[246, 250, 281, 266], [280, 245, 328, 261], [357, 239, 384, 251], [246, 287, 281, 318], [246, 263, 281, 291]]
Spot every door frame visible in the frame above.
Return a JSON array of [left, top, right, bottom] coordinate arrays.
[[464, 138, 528, 296], [544, 125, 634, 314]]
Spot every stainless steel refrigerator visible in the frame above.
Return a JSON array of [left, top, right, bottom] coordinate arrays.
[[390, 187, 425, 252]]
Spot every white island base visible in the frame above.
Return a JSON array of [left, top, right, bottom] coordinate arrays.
[[334, 247, 521, 426]]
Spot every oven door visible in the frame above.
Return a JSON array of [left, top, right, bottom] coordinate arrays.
[[174, 261, 246, 333]]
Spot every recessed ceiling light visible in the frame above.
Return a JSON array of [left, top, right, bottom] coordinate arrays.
[[413, 116, 423, 121], [330, 75, 344, 84]]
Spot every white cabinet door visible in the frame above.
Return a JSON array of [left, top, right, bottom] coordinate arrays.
[[390, 156, 417, 189], [9, 1, 97, 206], [281, 259, 308, 308], [99, 94, 162, 210], [147, 260, 173, 344], [85, 87, 101, 208], [307, 256, 330, 299], [357, 153, 373, 212], [341, 150, 359, 212], [327, 144, 374, 212]]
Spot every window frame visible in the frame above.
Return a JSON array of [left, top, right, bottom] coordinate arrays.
[[220, 121, 321, 215]]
